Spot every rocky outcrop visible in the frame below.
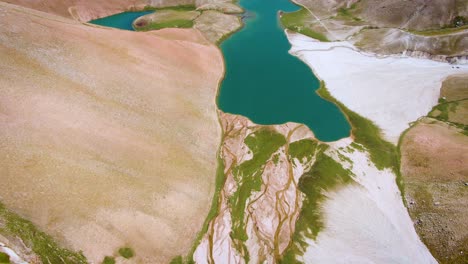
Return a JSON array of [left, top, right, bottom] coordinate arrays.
[[352, 28, 468, 63]]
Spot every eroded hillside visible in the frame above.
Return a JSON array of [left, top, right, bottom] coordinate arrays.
[[401, 74, 468, 264], [0, 2, 223, 263], [281, 0, 468, 62]]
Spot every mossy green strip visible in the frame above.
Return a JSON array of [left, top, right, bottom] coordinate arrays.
[[316, 81, 398, 172], [280, 8, 329, 42], [169, 255, 184, 264], [409, 24, 468, 36], [289, 139, 318, 162], [136, 19, 194, 31], [229, 128, 286, 260], [281, 146, 352, 263], [0, 202, 87, 264], [186, 155, 226, 263]]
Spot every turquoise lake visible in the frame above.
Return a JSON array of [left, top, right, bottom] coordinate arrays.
[[89, 11, 154, 31], [88, 1, 351, 141], [218, 0, 350, 141]]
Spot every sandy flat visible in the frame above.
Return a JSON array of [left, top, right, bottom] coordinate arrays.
[[288, 32, 468, 144], [301, 139, 437, 263]]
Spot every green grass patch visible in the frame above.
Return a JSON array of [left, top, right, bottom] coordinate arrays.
[[143, 5, 196, 12], [136, 19, 194, 31], [288, 139, 318, 162], [169, 255, 184, 264], [229, 128, 286, 260], [102, 256, 115, 264], [281, 147, 353, 263], [428, 101, 459, 122], [118, 247, 134, 259], [0, 252, 10, 264], [337, 7, 361, 21], [280, 8, 330, 42], [0, 202, 87, 264]]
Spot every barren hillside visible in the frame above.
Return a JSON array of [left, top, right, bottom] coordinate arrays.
[[0, 2, 223, 263]]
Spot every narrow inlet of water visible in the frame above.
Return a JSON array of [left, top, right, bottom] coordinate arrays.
[[217, 0, 351, 141]]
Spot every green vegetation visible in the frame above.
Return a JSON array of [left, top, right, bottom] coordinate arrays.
[[288, 139, 318, 162], [143, 5, 196, 12], [428, 101, 459, 121], [0, 202, 87, 264], [280, 8, 329, 42], [409, 24, 468, 36], [118, 247, 134, 259], [316, 82, 398, 172], [336, 2, 362, 22], [102, 256, 115, 264], [136, 19, 194, 31], [281, 147, 353, 263], [0, 252, 10, 264], [229, 128, 286, 260], [453, 16, 466, 27], [427, 99, 468, 136], [316, 81, 405, 204], [187, 155, 226, 262]]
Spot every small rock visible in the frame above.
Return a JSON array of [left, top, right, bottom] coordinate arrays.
[[434, 202, 440, 206]]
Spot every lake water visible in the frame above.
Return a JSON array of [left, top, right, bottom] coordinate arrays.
[[217, 0, 350, 141], [88, 2, 350, 141], [89, 11, 154, 31]]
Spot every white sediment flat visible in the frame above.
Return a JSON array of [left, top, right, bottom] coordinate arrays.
[[288, 32, 468, 144], [301, 138, 437, 264]]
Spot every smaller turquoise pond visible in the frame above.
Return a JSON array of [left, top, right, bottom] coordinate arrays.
[[89, 11, 154, 31]]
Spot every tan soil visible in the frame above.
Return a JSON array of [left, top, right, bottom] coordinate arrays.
[[194, 10, 242, 43], [0, 2, 223, 263], [441, 74, 468, 101], [448, 100, 468, 125], [401, 119, 468, 263]]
